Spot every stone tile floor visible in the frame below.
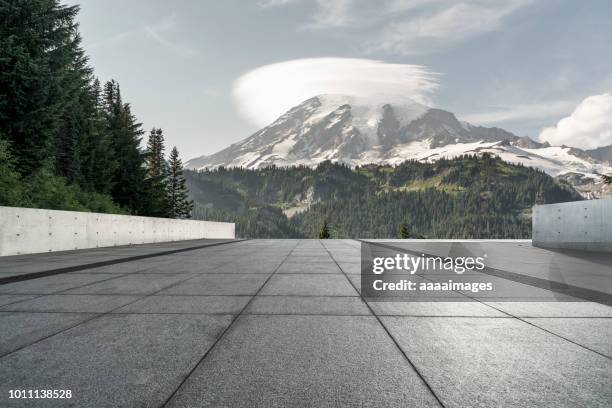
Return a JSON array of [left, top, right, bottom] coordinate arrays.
[[0, 239, 610, 407]]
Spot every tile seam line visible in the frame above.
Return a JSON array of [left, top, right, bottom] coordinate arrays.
[[0, 243, 254, 360], [359, 240, 612, 361], [159, 240, 301, 408], [324, 239, 447, 408], [0, 239, 247, 285]]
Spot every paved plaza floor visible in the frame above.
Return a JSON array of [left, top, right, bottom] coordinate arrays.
[[0, 239, 610, 407]]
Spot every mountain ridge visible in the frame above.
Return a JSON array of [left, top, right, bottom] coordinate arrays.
[[187, 94, 612, 197]]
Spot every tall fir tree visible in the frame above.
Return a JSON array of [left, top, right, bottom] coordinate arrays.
[[76, 78, 117, 194], [167, 146, 193, 219], [0, 0, 85, 174], [103, 80, 147, 214], [143, 128, 170, 217], [145, 128, 166, 179], [0, 1, 193, 215]]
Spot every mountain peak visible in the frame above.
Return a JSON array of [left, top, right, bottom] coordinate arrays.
[[185, 95, 612, 197]]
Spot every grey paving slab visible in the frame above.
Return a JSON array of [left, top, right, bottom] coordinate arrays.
[[83, 260, 201, 274], [484, 301, 612, 317], [368, 300, 506, 317], [382, 316, 612, 408], [0, 294, 38, 307], [338, 262, 362, 274], [260, 274, 358, 296], [282, 256, 336, 265], [246, 296, 371, 315], [160, 274, 269, 295], [0, 239, 233, 279], [0, 273, 124, 294], [62, 273, 189, 295], [276, 262, 342, 274], [165, 315, 442, 408], [204, 262, 282, 274], [0, 312, 96, 356], [0, 313, 234, 408], [0, 294, 140, 313], [346, 274, 362, 293], [524, 317, 612, 357], [289, 250, 330, 256], [115, 295, 250, 314]]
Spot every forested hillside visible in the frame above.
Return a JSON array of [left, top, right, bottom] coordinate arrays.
[[187, 154, 581, 238], [0, 0, 191, 217]]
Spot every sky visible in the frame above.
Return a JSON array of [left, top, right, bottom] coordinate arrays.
[[66, 0, 612, 158]]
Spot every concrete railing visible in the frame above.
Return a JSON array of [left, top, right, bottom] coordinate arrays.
[[0, 206, 235, 256], [532, 198, 612, 253]]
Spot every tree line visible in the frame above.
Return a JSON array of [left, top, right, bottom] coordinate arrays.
[[0, 0, 192, 218], [185, 155, 582, 238]]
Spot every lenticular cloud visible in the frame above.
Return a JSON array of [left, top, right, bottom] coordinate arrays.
[[232, 58, 439, 127]]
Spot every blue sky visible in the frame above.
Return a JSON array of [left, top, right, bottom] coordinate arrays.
[[67, 0, 612, 157]]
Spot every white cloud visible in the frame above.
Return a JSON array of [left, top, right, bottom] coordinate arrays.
[[461, 100, 576, 125], [539, 93, 612, 149], [232, 57, 438, 127]]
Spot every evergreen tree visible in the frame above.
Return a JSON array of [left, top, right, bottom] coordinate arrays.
[[76, 78, 117, 194], [0, 1, 184, 216], [143, 128, 170, 217], [167, 146, 193, 218], [318, 220, 330, 239], [0, 0, 85, 174], [399, 223, 410, 239], [103, 80, 147, 213], [146, 128, 166, 179]]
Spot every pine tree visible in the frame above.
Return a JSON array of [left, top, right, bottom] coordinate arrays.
[[167, 146, 193, 218], [399, 223, 410, 239], [77, 78, 117, 194], [0, 0, 85, 174], [143, 128, 170, 217], [103, 80, 147, 214], [146, 128, 166, 179], [318, 220, 330, 239]]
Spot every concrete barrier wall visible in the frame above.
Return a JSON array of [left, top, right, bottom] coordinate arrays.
[[0, 206, 235, 256], [532, 198, 612, 253]]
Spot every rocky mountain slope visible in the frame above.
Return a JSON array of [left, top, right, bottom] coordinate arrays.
[[187, 94, 612, 197]]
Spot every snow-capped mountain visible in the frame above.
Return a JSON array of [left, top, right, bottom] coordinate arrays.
[[186, 94, 612, 197]]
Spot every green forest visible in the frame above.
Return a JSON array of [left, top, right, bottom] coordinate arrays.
[[187, 155, 582, 239], [0, 0, 192, 218]]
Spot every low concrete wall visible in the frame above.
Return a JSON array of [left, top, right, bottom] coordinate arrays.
[[532, 198, 612, 253], [0, 206, 235, 256]]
